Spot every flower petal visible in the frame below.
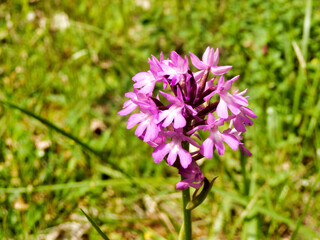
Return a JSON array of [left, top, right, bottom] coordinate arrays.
[[189, 52, 207, 70], [233, 117, 246, 132], [222, 133, 239, 151], [216, 99, 229, 118], [200, 138, 214, 159], [132, 72, 148, 82], [211, 66, 232, 75], [224, 75, 239, 90], [144, 123, 158, 142], [118, 101, 136, 116], [167, 146, 179, 165], [152, 143, 171, 163], [215, 137, 225, 155], [212, 48, 219, 66], [228, 101, 241, 115], [126, 113, 144, 129], [135, 121, 148, 137], [242, 107, 257, 119], [162, 110, 176, 127], [233, 94, 248, 107], [178, 148, 192, 168], [206, 113, 216, 125], [202, 47, 212, 65], [240, 145, 252, 156], [173, 113, 186, 129], [193, 70, 204, 81], [176, 180, 190, 190]]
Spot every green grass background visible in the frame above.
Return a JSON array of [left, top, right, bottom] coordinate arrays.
[[0, 0, 320, 239]]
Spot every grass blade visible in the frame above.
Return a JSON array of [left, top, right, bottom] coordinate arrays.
[[0, 100, 101, 156], [291, 173, 320, 240], [1, 178, 317, 239], [211, 187, 318, 239], [302, 0, 312, 59], [0, 100, 130, 179], [292, 41, 306, 71], [291, 42, 307, 115], [80, 209, 110, 240], [230, 185, 267, 238], [0, 177, 176, 194], [70, 20, 135, 76]]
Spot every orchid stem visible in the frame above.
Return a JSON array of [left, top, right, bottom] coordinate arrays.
[[182, 180, 192, 239], [180, 140, 192, 239]]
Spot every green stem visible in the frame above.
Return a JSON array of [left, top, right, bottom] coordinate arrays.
[[182, 179, 192, 240], [180, 133, 192, 239]]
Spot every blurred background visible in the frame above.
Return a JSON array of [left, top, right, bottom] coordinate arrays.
[[0, 0, 319, 239]]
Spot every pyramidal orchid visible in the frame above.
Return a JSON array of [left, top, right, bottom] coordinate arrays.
[[119, 47, 256, 238], [119, 47, 256, 189]]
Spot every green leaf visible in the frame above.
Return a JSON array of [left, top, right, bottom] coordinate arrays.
[[178, 220, 185, 240], [186, 177, 218, 210], [80, 209, 110, 240]]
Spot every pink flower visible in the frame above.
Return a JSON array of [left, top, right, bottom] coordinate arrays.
[[159, 51, 189, 85], [142, 134, 166, 148], [157, 88, 196, 129], [126, 99, 160, 142], [204, 75, 248, 119], [152, 131, 200, 168], [189, 47, 232, 80], [232, 106, 257, 132], [224, 128, 252, 156], [118, 91, 149, 116], [132, 71, 159, 94], [176, 161, 204, 190], [193, 114, 240, 158]]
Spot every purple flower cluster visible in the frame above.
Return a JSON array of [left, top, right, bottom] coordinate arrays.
[[119, 47, 256, 190]]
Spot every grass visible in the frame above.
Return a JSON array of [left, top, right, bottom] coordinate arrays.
[[0, 0, 320, 239]]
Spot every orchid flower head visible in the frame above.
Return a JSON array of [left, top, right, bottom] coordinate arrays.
[[119, 46, 256, 190]]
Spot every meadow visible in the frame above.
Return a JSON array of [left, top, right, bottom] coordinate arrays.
[[0, 0, 320, 239]]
